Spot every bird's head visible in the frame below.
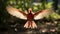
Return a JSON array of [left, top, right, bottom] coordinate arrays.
[[28, 8, 32, 13]]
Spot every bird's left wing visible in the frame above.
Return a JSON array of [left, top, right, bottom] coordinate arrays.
[[6, 6, 27, 20], [34, 9, 53, 20]]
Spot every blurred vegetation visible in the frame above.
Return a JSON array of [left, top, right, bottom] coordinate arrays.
[[5, 0, 60, 19], [0, 0, 60, 33]]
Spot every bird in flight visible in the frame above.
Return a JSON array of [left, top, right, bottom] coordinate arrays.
[[6, 6, 52, 29]]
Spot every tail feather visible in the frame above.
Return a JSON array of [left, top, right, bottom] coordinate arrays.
[[24, 21, 37, 28], [24, 21, 29, 28], [32, 21, 37, 28]]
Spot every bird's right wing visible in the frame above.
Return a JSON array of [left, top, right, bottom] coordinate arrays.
[[34, 9, 53, 20], [6, 6, 27, 20]]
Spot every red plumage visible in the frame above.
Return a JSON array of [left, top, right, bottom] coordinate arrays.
[[6, 6, 53, 29]]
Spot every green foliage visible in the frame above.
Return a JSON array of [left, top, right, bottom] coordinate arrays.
[[0, 0, 59, 32], [6, 0, 60, 20], [50, 11, 60, 19], [45, 2, 53, 8]]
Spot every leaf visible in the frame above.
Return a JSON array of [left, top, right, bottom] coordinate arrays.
[[45, 2, 53, 8], [50, 12, 60, 19]]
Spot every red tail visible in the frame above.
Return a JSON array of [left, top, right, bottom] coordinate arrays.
[[24, 21, 37, 28]]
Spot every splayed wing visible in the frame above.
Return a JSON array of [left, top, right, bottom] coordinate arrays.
[[6, 6, 27, 20], [34, 9, 53, 20]]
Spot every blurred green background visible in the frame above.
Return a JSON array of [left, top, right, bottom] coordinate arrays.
[[0, 0, 60, 34]]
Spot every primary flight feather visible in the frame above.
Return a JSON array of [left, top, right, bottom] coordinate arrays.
[[6, 6, 53, 29]]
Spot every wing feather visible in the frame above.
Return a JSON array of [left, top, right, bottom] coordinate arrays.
[[34, 9, 53, 20], [6, 6, 27, 20]]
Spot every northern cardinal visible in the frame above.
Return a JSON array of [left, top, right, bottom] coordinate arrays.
[[6, 6, 52, 29]]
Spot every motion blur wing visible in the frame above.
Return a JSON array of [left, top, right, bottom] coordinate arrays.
[[34, 9, 53, 20], [6, 6, 27, 20]]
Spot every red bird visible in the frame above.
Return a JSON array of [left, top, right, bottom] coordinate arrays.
[[6, 6, 52, 29]]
